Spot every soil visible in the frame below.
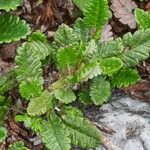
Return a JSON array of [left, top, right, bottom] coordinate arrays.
[[0, 0, 150, 149]]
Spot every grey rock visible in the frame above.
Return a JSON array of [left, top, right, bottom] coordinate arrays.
[[84, 93, 150, 150]]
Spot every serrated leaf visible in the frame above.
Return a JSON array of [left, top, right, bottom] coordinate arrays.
[[134, 8, 150, 29], [54, 24, 78, 47], [99, 57, 123, 76], [28, 31, 47, 43], [119, 29, 150, 66], [83, 0, 111, 29], [40, 113, 71, 150], [0, 96, 11, 124], [73, 0, 89, 12], [57, 44, 80, 69], [54, 88, 76, 104], [27, 91, 55, 116], [0, 127, 7, 143], [0, 70, 17, 95], [0, 14, 30, 43], [90, 76, 111, 105], [73, 18, 90, 42], [97, 39, 124, 59], [111, 68, 140, 88], [0, 0, 22, 11], [61, 107, 101, 148], [19, 78, 43, 100], [8, 141, 29, 150]]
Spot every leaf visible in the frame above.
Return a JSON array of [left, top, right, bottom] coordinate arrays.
[[57, 44, 80, 69], [54, 88, 76, 104], [119, 29, 150, 66], [27, 91, 55, 116], [73, 18, 89, 42], [134, 8, 150, 29], [61, 107, 101, 148], [97, 39, 124, 59], [83, 0, 111, 29], [19, 78, 43, 100], [72, 61, 101, 83], [8, 141, 29, 150], [110, 0, 137, 29], [28, 31, 47, 43], [54, 24, 78, 47], [0, 70, 17, 95], [0, 127, 7, 143], [0, 14, 30, 43], [111, 68, 140, 88], [90, 76, 111, 105], [0, 96, 11, 124], [0, 0, 22, 11], [40, 113, 71, 150], [99, 57, 123, 76], [73, 0, 89, 12], [100, 24, 114, 42]]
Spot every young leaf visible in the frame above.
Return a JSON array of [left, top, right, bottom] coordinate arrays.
[[57, 44, 80, 70], [111, 68, 140, 88], [134, 8, 150, 29], [19, 78, 43, 100], [54, 24, 78, 47], [73, 18, 90, 42], [73, 0, 89, 12], [61, 107, 101, 148], [90, 76, 111, 105], [40, 113, 71, 150], [0, 14, 30, 43], [83, 0, 111, 29], [97, 39, 124, 59], [119, 29, 150, 66], [54, 88, 76, 104], [0, 0, 22, 12], [0, 127, 7, 143], [99, 57, 123, 76], [27, 91, 55, 116], [8, 141, 29, 150]]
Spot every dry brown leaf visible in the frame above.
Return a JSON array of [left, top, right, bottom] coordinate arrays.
[[110, 0, 137, 29], [100, 24, 114, 42]]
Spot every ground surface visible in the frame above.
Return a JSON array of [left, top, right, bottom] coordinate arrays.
[[0, 0, 150, 149]]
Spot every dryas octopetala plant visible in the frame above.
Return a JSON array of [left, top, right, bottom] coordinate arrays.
[[0, 0, 150, 149]]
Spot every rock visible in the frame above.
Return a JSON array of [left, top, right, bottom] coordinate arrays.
[[84, 92, 150, 150]]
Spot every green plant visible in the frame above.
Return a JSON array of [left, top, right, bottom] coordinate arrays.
[[0, 127, 7, 143], [1, 0, 150, 149], [8, 141, 29, 150]]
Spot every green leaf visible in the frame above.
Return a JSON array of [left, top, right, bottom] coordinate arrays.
[[27, 91, 55, 116], [97, 39, 124, 59], [134, 8, 150, 29], [0, 14, 30, 43], [40, 113, 71, 150], [19, 78, 43, 100], [111, 68, 140, 88], [99, 57, 123, 76], [73, 18, 90, 42], [0, 127, 7, 143], [57, 44, 80, 69], [72, 61, 101, 83], [8, 141, 29, 150], [61, 107, 101, 148], [0, 70, 17, 95], [90, 76, 111, 105], [54, 24, 78, 47], [0, 0, 22, 11], [119, 29, 150, 66], [83, 0, 111, 29], [73, 0, 89, 12], [54, 88, 76, 104], [0, 96, 11, 124], [28, 31, 47, 43]]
